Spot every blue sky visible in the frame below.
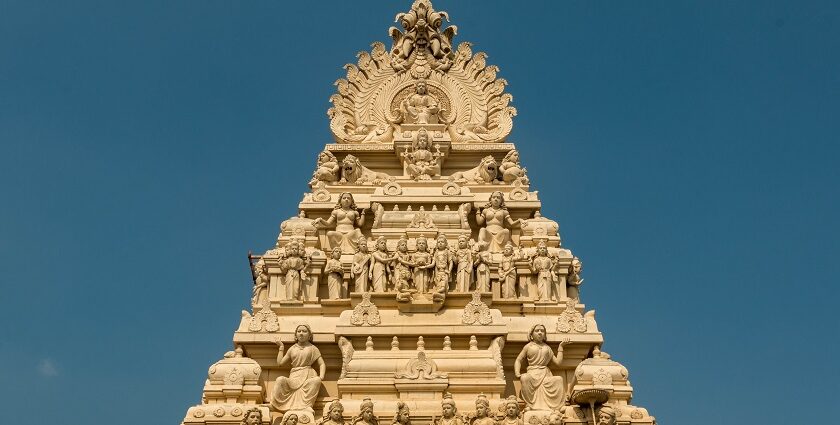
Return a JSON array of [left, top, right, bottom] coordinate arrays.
[[1, 1, 838, 424]]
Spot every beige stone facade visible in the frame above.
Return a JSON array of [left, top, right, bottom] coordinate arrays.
[[181, 2, 656, 425]]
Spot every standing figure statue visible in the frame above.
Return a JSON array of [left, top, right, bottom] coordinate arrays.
[[279, 241, 311, 301], [324, 247, 345, 299], [271, 324, 325, 413], [309, 150, 340, 187], [399, 81, 441, 125], [314, 192, 366, 254], [434, 393, 465, 425], [470, 394, 495, 425], [530, 242, 556, 302], [498, 150, 528, 184], [351, 398, 378, 425], [474, 251, 492, 293], [454, 235, 475, 292], [514, 324, 570, 412], [431, 235, 454, 301], [393, 236, 416, 301], [392, 401, 411, 425], [567, 256, 584, 300], [499, 396, 523, 425], [370, 237, 394, 293], [252, 258, 269, 305], [404, 129, 442, 180], [411, 236, 434, 293], [318, 400, 345, 425], [351, 237, 372, 293], [499, 243, 519, 298], [475, 191, 525, 252]]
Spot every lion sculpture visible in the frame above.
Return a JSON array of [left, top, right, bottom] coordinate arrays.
[[451, 155, 500, 184], [340, 154, 392, 185]]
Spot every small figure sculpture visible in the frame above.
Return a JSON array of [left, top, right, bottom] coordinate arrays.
[[394, 236, 416, 301], [399, 81, 442, 125], [547, 411, 563, 425], [499, 396, 523, 425], [370, 237, 394, 292], [435, 393, 465, 425], [595, 406, 617, 425], [498, 150, 528, 184], [340, 154, 392, 185], [252, 258, 269, 305], [474, 250, 492, 293], [392, 401, 412, 425], [242, 407, 263, 425], [319, 400, 345, 425], [431, 235, 454, 300], [388, 2, 456, 72], [271, 324, 325, 413], [514, 324, 570, 411], [325, 247, 345, 299], [283, 414, 299, 425], [451, 155, 499, 184], [404, 129, 442, 180], [530, 242, 556, 302], [279, 241, 311, 301], [567, 256, 584, 300], [471, 394, 495, 425], [314, 192, 366, 254], [351, 398, 378, 425], [411, 236, 434, 293], [310, 150, 340, 187], [499, 243, 519, 298], [454, 235, 475, 292], [351, 237, 372, 292], [475, 191, 524, 252]]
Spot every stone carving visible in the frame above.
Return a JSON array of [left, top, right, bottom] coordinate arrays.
[[489, 336, 506, 379], [431, 234, 454, 301], [318, 400, 346, 425], [474, 250, 491, 292], [499, 243, 520, 298], [461, 292, 492, 325], [314, 192, 366, 254], [396, 351, 447, 379], [529, 242, 558, 302], [471, 394, 495, 425], [514, 324, 570, 411], [596, 406, 617, 425], [403, 130, 443, 180], [271, 324, 325, 413], [454, 235, 475, 292], [247, 300, 280, 332], [351, 292, 382, 326], [370, 237, 394, 292], [457, 202, 472, 229], [498, 396, 523, 425], [397, 82, 445, 125], [408, 210, 436, 229], [251, 258, 269, 305], [340, 154, 391, 185], [392, 402, 412, 425], [351, 398, 378, 425], [393, 236, 415, 300], [476, 191, 524, 252], [391, 336, 400, 351], [242, 407, 263, 425], [383, 181, 403, 196], [325, 247, 346, 300], [351, 237, 372, 292], [371, 202, 384, 229], [451, 155, 499, 184], [279, 240, 311, 301], [499, 150, 528, 185], [442, 181, 461, 195], [556, 298, 587, 333], [567, 256, 584, 300], [310, 150, 341, 187], [411, 235, 434, 293], [388, 1, 456, 74], [434, 393, 464, 425], [337, 337, 354, 379]]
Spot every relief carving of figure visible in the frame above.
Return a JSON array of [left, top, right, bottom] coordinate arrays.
[[325, 247, 345, 300], [435, 393, 465, 425], [530, 242, 557, 302], [595, 406, 617, 425], [567, 256, 584, 300], [470, 394, 495, 425], [314, 192, 366, 254], [279, 241, 311, 301], [271, 324, 325, 413], [252, 258, 269, 305], [454, 235, 475, 292], [514, 324, 570, 412], [476, 191, 524, 252], [431, 235, 454, 301], [318, 400, 345, 425], [499, 243, 519, 298], [499, 396, 523, 425], [370, 237, 395, 293], [393, 236, 416, 301], [340, 154, 391, 185], [404, 129, 442, 180], [411, 236, 434, 293], [243, 407, 263, 425], [474, 250, 492, 293], [392, 402, 412, 425], [351, 237, 372, 292], [451, 155, 499, 185], [388, 2, 456, 72], [351, 398, 379, 425], [399, 81, 442, 125], [310, 150, 340, 187], [499, 150, 529, 185], [283, 414, 299, 425]]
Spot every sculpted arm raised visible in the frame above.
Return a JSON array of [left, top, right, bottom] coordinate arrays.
[[552, 338, 571, 367], [356, 209, 366, 228], [275, 338, 291, 366]]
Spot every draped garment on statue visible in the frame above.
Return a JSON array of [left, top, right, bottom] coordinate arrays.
[[519, 342, 564, 411], [271, 345, 322, 411]]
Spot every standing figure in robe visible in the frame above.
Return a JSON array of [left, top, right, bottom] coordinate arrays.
[[314, 192, 366, 254], [324, 247, 345, 299], [470, 394, 495, 425], [514, 324, 570, 411], [431, 235, 453, 300], [499, 243, 519, 298], [529, 242, 555, 302], [280, 241, 310, 301], [475, 191, 524, 252], [393, 236, 416, 301], [369, 237, 394, 293], [474, 250, 491, 293], [454, 235, 474, 292], [271, 324, 325, 413], [411, 236, 433, 293], [351, 237, 372, 292]]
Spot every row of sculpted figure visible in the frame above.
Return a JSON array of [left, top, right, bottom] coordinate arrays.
[[269, 324, 604, 423]]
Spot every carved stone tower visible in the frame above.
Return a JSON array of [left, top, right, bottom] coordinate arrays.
[[181, 2, 656, 425]]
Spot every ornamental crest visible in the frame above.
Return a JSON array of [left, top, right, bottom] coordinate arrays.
[[395, 351, 448, 380], [461, 292, 492, 325], [351, 292, 382, 326], [556, 298, 587, 333], [247, 300, 280, 332]]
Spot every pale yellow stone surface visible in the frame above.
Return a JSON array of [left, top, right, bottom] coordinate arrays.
[[182, 2, 655, 425]]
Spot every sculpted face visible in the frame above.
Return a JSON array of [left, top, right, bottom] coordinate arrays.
[[398, 240, 408, 252], [398, 409, 410, 424], [458, 238, 467, 249], [538, 246, 547, 256], [531, 325, 546, 343], [416, 81, 427, 94], [330, 405, 344, 421], [490, 192, 503, 208], [287, 415, 298, 425], [359, 241, 369, 253], [441, 404, 454, 418], [377, 239, 387, 251], [340, 193, 354, 208], [332, 248, 342, 259], [437, 237, 448, 250], [295, 325, 311, 344], [417, 238, 427, 252], [597, 411, 614, 425], [505, 403, 518, 418], [510, 151, 519, 162], [362, 409, 374, 422], [504, 245, 513, 256], [475, 405, 487, 418], [245, 411, 261, 425]]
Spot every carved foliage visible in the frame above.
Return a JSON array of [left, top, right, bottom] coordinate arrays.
[[461, 292, 492, 325], [395, 351, 448, 380], [248, 301, 280, 332], [351, 292, 382, 326], [556, 298, 587, 333]]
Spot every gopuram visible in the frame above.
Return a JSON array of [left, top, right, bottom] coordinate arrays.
[[181, 2, 656, 425]]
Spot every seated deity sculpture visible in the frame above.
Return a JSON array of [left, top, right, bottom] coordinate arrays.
[[318, 400, 345, 425], [499, 150, 529, 184], [242, 407, 263, 425], [514, 324, 570, 412], [411, 236, 433, 293], [499, 396, 523, 425], [351, 237, 372, 292], [314, 192, 366, 254], [403, 129, 442, 180], [399, 81, 442, 125], [351, 398, 378, 425], [470, 394, 495, 425], [324, 247, 345, 299], [392, 401, 411, 425], [475, 191, 524, 252], [530, 242, 557, 302], [309, 150, 340, 187], [271, 324, 325, 413], [454, 235, 475, 292], [370, 236, 395, 293], [435, 393, 465, 425], [279, 241, 311, 301]]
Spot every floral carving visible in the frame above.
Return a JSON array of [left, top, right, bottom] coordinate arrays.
[[461, 292, 492, 325], [395, 351, 447, 380], [556, 298, 587, 333], [351, 292, 382, 326], [248, 300, 280, 332]]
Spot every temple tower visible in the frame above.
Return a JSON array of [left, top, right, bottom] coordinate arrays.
[[181, 2, 656, 425]]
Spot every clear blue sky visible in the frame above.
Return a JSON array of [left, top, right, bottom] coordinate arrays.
[[1, 1, 838, 424]]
